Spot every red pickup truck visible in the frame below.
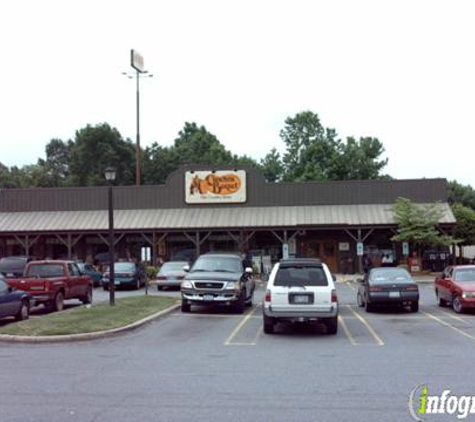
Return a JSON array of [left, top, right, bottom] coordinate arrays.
[[6, 260, 93, 312]]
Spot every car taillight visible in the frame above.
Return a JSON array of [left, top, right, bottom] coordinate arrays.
[[369, 286, 383, 292], [265, 289, 271, 302], [331, 289, 338, 303], [405, 286, 419, 291], [156, 276, 166, 280]]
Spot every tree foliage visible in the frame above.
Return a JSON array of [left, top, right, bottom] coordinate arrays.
[[259, 148, 284, 182], [391, 198, 454, 248], [447, 180, 475, 211], [452, 203, 475, 246], [279, 111, 387, 182]]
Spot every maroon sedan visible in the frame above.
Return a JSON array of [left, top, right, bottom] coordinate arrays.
[[435, 265, 475, 313]]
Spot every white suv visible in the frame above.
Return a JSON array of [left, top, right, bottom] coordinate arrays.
[[263, 259, 338, 334]]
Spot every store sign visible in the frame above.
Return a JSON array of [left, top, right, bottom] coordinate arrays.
[[185, 170, 246, 204], [356, 242, 364, 256]]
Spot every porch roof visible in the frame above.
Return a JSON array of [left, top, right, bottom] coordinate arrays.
[[0, 203, 455, 233]]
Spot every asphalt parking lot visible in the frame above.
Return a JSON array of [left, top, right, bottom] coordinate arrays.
[[1, 279, 475, 421]]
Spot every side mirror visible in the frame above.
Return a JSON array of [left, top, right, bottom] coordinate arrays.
[[183, 265, 190, 272], [245, 267, 253, 274]]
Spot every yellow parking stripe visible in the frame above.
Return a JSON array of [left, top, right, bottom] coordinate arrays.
[[347, 306, 384, 346], [224, 305, 261, 346], [423, 311, 475, 343], [338, 315, 357, 346], [438, 308, 468, 324]]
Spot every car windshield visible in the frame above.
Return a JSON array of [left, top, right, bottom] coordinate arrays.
[[370, 268, 412, 284], [160, 262, 187, 272], [114, 263, 136, 272], [274, 265, 328, 287], [454, 269, 475, 282], [28, 264, 64, 278], [191, 257, 242, 273]]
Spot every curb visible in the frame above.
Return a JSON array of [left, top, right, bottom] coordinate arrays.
[[0, 302, 180, 344]]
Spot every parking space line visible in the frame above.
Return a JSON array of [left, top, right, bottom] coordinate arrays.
[[423, 311, 475, 343], [338, 315, 357, 346], [437, 308, 468, 324], [224, 305, 261, 346], [346, 306, 385, 346]]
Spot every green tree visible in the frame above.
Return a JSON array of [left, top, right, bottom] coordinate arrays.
[[281, 111, 340, 182], [331, 136, 388, 180], [143, 143, 179, 185], [260, 148, 284, 182], [452, 203, 475, 261], [42, 138, 72, 186], [391, 198, 454, 252], [68, 123, 135, 186], [447, 180, 475, 211]]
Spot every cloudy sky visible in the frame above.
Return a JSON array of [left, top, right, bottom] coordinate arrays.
[[1, 0, 474, 187]]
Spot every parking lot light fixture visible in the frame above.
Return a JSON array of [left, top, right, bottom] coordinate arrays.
[[104, 167, 116, 306]]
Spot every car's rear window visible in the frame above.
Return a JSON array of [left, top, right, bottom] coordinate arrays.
[[160, 262, 187, 272], [28, 264, 65, 278], [454, 269, 475, 282], [0, 257, 27, 273], [370, 268, 412, 284], [274, 266, 328, 287]]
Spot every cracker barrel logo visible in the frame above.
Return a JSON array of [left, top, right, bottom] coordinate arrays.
[[189, 173, 241, 196], [185, 170, 246, 203]]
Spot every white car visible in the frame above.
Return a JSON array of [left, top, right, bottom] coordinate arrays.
[[262, 258, 338, 334]]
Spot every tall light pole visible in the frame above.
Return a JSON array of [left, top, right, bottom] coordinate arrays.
[[105, 167, 116, 306], [123, 49, 153, 186]]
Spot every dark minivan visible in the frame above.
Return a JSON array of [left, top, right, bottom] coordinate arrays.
[[0, 256, 33, 278]]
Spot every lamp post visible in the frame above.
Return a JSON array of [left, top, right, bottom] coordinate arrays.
[[123, 49, 153, 186], [105, 167, 116, 306]]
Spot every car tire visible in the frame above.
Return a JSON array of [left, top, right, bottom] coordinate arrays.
[[356, 292, 364, 307], [181, 300, 191, 313], [157, 285, 163, 291], [48, 291, 64, 312], [452, 296, 464, 314], [103, 285, 109, 291], [436, 291, 447, 307], [410, 301, 419, 313], [81, 286, 93, 305], [15, 299, 30, 321], [325, 316, 338, 335], [263, 314, 275, 334], [364, 301, 373, 312]]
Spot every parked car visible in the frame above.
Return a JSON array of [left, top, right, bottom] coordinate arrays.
[[435, 265, 475, 313], [0, 256, 33, 278], [0, 274, 31, 321], [357, 267, 419, 312], [156, 261, 188, 290], [76, 263, 103, 287], [5, 260, 92, 312], [262, 258, 338, 334], [181, 253, 255, 313], [102, 262, 146, 290]]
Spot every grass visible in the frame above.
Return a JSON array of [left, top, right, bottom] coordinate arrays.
[[0, 296, 178, 337]]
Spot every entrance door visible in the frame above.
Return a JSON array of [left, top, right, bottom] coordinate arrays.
[[305, 241, 337, 273]]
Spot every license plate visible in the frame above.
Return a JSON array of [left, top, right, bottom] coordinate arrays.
[[114, 281, 120, 285], [293, 295, 310, 304], [203, 294, 214, 301], [389, 291, 400, 298]]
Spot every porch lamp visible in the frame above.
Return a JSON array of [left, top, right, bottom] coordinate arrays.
[[105, 167, 116, 306]]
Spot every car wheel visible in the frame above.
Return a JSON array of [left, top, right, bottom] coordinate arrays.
[[263, 314, 275, 334], [15, 300, 30, 321], [410, 301, 419, 313], [452, 296, 464, 314], [356, 292, 364, 307], [181, 300, 191, 313], [325, 316, 338, 335], [49, 291, 64, 312], [157, 285, 163, 291], [82, 287, 93, 304], [436, 290, 447, 307]]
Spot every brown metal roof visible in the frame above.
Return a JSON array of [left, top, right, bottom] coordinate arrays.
[[0, 203, 455, 233]]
